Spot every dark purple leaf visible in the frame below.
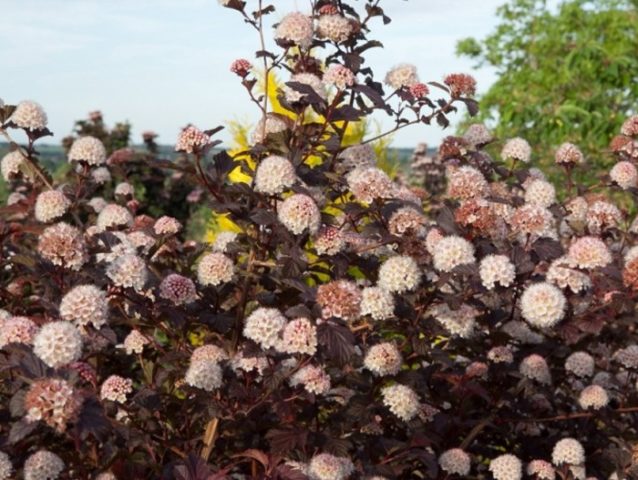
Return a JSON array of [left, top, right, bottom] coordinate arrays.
[[317, 322, 354, 366]]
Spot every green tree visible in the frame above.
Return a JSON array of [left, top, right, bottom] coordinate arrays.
[[457, 0, 638, 167]]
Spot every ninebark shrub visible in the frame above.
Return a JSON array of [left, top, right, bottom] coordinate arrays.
[[1, 2, 638, 479]]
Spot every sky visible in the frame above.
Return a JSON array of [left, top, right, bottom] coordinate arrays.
[[0, 0, 508, 148]]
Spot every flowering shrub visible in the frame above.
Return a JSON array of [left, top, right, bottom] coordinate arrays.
[[1, 1, 638, 479]]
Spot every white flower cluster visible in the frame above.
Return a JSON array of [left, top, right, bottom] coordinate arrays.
[[281, 317, 317, 355], [360, 286, 395, 320], [432, 235, 475, 272], [9, 100, 48, 131], [428, 303, 478, 338], [307, 453, 354, 480], [283, 73, 327, 103], [520, 282, 566, 328], [378, 255, 421, 293], [501, 137, 532, 163], [289, 364, 331, 395], [1, 151, 23, 181], [197, 252, 235, 286], [185, 358, 223, 392], [381, 384, 420, 421], [24, 450, 64, 480], [489, 454, 522, 480], [384, 64, 419, 89], [438, 448, 471, 476], [479, 254, 515, 289], [59, 284, 109, 329], [565, 351, 595, 377], [278, 194, 321, 235], [34, 190, 70, 223], [243, 307, 286, 350], [317, 14, 353, 43], [552, 438, 585, 465], [363, 342, 402, 376], [68, 136, 107, 165], [107, 254, 148, 291], [274, 12, 313, 48], [33, 321, 82, 368], [254, 155, 297, 194]]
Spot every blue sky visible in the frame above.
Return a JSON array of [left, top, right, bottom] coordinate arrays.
[[1, 0, 509, 148]]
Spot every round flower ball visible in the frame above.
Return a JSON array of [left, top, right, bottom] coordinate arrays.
[[313, 225, 346, 256], [243, 307, 286, 350], [565, 351, 595, 378], [283, 73, 327, 104], [526, 460, 556, 480], [37, 222, 88, 271], [463, 123, 493, 147], [159, 274, 197, 305], [364, 342, 402, 376], [307, 453, 354, 480], [122, 330, 149, 355], [378, 255, 421, 293], [33, 321, 82, 368], [578, 384, 609, 410], [0, 316, 39, 348], [274, 12, 313, 49], [106, 254, 148, 291], [34, 190, 70, 223], [289, 364, 331, 395], [610, 161, 638, 190], [91, 167, 111, 185], [280, 317, 317, 355], [381, 384, 420, 421], [278, 194, 321, 235], [96, 204, 133, 231], [446, 165, 488, 200], [336, 143, 376, 174], [489, 454, 523, 480], [68, 136, 107, 165], [520, 354, 552, 385], [197, 252, 235, 287], [323, 64, 356, 90], [524, 179, 556, 207], [346, 166, 393, 203], [154, 215, 182, 236], [520, 282, 566, 328], [479, 254, 515, 290], [438, 448, 471, 476], [360, 286, 395, 321], [100, 375, 133, 403], [552, 438, 585, 466], [24, 450, 64, 480], [254, 155, 296, 194], [175, 125, 210, 153], [185, 359, 223, 392], [59, 284, 109, 330], [432, 235, 475, 273], [191, 344, 228, 364], [567, 236, 611, 269], [0, 451, 11, 480], [501, 137, 531, 163], [555, 142, 584, 165], [385, 64, 419, 89], [251, 113, 289, 145], [9, 100, 48, 131], [1, 150, 23, 181], [316, 14, 353, 43]]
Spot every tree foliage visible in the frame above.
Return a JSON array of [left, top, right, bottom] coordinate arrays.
[[457, 0, 638, 166]]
